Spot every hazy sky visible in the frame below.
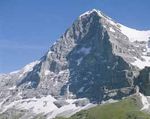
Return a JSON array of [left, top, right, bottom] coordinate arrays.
[[0, 0, 150, 73]]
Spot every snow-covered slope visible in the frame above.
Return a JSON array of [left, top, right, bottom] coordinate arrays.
[[118, 24, 150, 69], [131, 56, 150, 69], [0, 94, 94, 119], [120, 24, 150, 42], [139, 93, 150, 111]]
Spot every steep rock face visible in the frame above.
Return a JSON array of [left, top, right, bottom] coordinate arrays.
[[135, 67, 150, 95], [60, 11, 138, 101]]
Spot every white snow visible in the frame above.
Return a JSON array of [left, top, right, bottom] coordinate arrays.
[[77, 57, 83, 66], [0, 100, 5, 109], [103, 25, 106, 28], [44, 70, 51, 75], [66, 84, 70, 99], [109, 27, 115, 33], [8, 86, 16, 90], [80, 9, 103, 18], [80, 9, 112, 22], [19, 60, 40, 78], [131, 56, 150, 69], [139, 93, 150, 110], [76, 47, 91, 65], [120, 24, 150, 42], [48, 98, 95, 119], [49, 102, 77, 119], [0, 95, 94, 119], [77, 47, 91, 55], [59, 70, 68, 74], [22, 61, 40, 73], [101, 99, 118, 104], [1, 95, 57, 114], [17, 92, 23, 98], [78, 87, 84, 93], [18, 95, 57, 114], [47, 51, 53, 57], [10, 70, 20, 74]]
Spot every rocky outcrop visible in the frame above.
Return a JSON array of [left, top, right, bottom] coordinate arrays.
[[135, 67, 150, 95]]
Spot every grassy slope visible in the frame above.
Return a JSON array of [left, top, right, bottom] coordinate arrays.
[[56, 96, 150, 119]]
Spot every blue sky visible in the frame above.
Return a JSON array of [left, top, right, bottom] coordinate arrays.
[[0, 0, 150, 73]]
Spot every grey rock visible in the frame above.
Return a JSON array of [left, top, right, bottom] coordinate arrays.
[[53, 100, 69, 108], [135, 67, 150, 95], [73, 98, 90, 107]]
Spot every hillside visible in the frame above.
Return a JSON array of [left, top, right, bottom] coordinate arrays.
[[56, 95, 150, 119]]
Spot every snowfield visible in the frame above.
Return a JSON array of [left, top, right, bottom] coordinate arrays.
[[139, 93, 150, 111], [131, 56, 150, 69], [0, 95, 95, 119], [120, 24, 150, 42]]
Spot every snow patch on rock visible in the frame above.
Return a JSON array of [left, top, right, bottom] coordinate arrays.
[[19, 60, 40, 78], [77, 57, 83, 66], [8, 86, 16, 90], [101, 99, 118, 104], [139, 93, 150, 111], [77, 47, 91, 55], [78, 87, 84, 93], [45, 70, 51, 75], [109, 27, 115, 33], [0, 95, 57, 114], [0, 95, 93, 119], [131, 56, 150, 69], [10, 70, 20, 74]]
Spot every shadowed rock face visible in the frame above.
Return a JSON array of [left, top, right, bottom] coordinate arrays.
[[16, 63, 42, 89], [135, 67, 150, 96], [60, 12, 137, 102]]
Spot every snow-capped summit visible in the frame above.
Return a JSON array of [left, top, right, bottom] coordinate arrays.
[[80, 9, 103, 17], [80, 9, 112, 20], [80, 9, 150, 43]]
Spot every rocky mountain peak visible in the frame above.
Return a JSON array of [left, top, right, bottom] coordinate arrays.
[[79, 9, 111, 20], [0, 9, 150, 119]]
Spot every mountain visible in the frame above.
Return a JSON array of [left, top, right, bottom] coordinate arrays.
[[0, 9, 150, 119]]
